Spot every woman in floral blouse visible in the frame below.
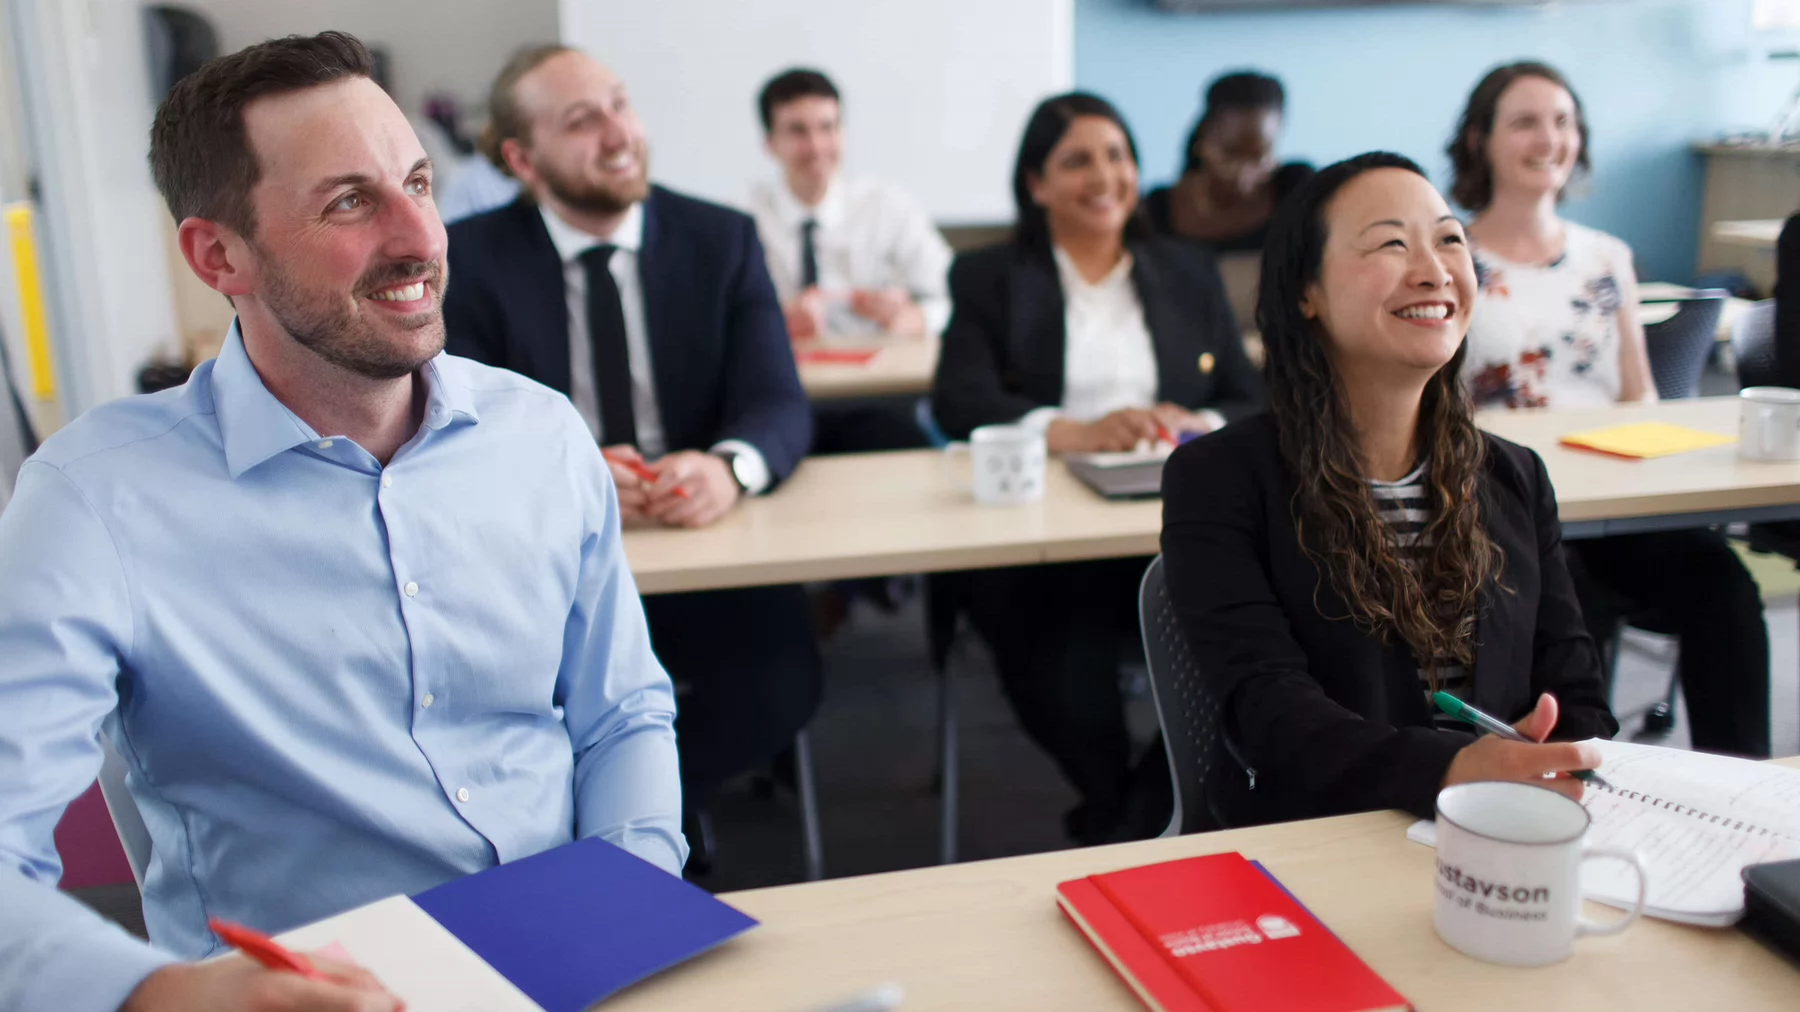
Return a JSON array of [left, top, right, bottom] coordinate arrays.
[[1450, 61, 1769, 758]]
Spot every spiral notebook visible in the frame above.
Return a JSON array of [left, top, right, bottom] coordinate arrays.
[[1408, 739, 1800, 926]]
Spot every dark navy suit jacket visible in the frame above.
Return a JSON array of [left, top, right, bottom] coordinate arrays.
[[443, 187, 812, 486]]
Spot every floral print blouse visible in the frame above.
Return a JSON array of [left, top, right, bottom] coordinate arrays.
[[1465, 222, 1635, 409]]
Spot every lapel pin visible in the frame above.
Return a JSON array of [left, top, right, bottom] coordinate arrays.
[[1198, 352, 1215, 375]]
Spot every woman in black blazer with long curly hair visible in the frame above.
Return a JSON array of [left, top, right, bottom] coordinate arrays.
[[932, 92, 1261, 845], [1161, 152, 1617, 828]]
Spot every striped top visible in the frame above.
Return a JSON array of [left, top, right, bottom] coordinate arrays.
[[1368, 462, 1471, 730]]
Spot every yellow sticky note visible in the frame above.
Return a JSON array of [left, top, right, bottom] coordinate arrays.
[[1558, 421, 1735, 459]]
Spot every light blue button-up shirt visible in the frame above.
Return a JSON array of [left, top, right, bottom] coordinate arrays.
[[0, 325, 686, 1012]]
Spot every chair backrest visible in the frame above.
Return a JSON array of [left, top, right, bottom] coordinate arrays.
[[0, 322, 39, 513], [95, 738, 152, 888], [1643, 296, 1725, 400], [1137, 555, 1220, 837], [1733, 299, 1780, 390]]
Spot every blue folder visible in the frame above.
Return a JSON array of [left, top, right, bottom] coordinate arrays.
[[412, 837, 759, 1012]]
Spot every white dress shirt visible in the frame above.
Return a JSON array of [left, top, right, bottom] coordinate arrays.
[[540, 204, 770, 493], [748, 174, 952, 336], [1018, 247, 1225, 436]]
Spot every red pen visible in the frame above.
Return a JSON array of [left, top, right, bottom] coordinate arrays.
[[209, 917, 328, 981], [1154, 422, 1178, 446], [602, 450, 691, 499]]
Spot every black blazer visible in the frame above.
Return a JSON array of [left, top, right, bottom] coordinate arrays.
[[930, 237, 1263, 440], [443, 187, 812, 486], [1775, 213, 1800, 389], [1160, 413, 1617, 828]]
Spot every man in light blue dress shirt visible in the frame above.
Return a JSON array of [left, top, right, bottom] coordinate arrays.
[[0, 32, 684, 1012]]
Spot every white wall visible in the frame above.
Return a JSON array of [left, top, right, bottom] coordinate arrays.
[[11, 0, 178, 414], [562, 0, 1074, 223], [177, 0, 561, 127]]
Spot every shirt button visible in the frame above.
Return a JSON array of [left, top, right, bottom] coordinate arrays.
[[381, 474, 393, 489], [317, 439, 334, 449], [421, 692, 435, 708], [456, 787, 470, 803], [403, 581, 419, 597]]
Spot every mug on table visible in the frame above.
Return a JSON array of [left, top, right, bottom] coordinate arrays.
[[944, 424, 1047, 506], [1739, 386, 1800, 461], [1433, 781, 1646, 967]]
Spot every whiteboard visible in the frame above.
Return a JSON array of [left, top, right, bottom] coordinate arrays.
[[560, 0, 1073, 223]]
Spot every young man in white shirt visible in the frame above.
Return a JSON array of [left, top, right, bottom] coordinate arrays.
[[748, 68, 950, 454]]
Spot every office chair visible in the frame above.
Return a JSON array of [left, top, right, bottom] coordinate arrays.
[[95, 739, 152, 889], [1734, 300, 1780, 390], [1136, 555, 1222, 837], [1643, 294, 1726, 400]]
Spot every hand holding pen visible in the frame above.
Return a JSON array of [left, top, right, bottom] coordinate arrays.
[[121, 919, 402, 1012], [1437, 692, 1610, 801]]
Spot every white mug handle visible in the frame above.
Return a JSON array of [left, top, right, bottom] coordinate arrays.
[[943, 441, 972, 493], [1574, 846, 1647, 938]]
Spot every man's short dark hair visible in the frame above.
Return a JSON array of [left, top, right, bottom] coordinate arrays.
[[149, 31, 375, 239], [757, 69, 839, 134]]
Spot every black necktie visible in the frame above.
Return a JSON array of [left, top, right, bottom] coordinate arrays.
[[578, 244, 637, 447], [799, 219, 820, 289]]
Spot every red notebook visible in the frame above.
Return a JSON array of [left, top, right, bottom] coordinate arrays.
[[1056, 852, 1410, 1012], [794, 348, 880, 365]]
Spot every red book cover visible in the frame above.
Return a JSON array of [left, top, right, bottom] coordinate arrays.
[[1056, 852, 1410, 1012], [794, 348, 880, 365]]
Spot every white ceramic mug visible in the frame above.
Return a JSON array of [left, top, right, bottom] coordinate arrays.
[[944, 424, 1047, 506], [1739, 386, 1800, 461], [1433, 782, 1646, 967]]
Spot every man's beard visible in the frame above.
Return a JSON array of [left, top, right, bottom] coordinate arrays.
[[538, 141, 651, 217], [255, 247, 446, 381]]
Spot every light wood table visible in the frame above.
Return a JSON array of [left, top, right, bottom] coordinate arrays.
[[607, 759, 1800, 1011], [1713, 219, 1785, 251], [623, 450, 1159, 595], [622, 398, 1800, 593], [1479, 397, 1800, 537], [794, 336, 938, 400]]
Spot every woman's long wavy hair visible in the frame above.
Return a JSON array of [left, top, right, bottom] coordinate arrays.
[[1257, 151, 1504, 683]]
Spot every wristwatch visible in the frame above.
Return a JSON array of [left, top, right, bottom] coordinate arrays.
[[712, 449, 753, 496]]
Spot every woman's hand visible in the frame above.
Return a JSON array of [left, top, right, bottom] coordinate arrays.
[[1045, 409, 1162, 454], [1441, 693, 1601, 802]]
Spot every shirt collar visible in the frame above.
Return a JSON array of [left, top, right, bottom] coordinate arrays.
[[212, 320, 480, 479], [539, 200, 644, 265], [1052, 245, 1135, 295], [769, 174, 844, 231]]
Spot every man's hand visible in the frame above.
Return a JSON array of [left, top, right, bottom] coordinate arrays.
[[644, 451, 740, 528], [1045, 409, 1163, 454], [1442, 693, 1599, 803], [602, 444, 654, 528], [850, 288, 922, 334], [123, 953, 401, 1012], [783, 288, 827, 341]]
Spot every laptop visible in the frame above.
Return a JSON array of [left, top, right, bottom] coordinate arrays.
[[1064, 449, 1171, 500]]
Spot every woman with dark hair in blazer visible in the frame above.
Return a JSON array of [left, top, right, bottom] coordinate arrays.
[[933, 92, 1260, 845], [1161, 152, 1617, 828]]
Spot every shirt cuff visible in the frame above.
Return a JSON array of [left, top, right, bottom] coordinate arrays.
[[1196, 409, 1227, 433], [1013, 407, 1063, 435], [708, 440, 771, 496]]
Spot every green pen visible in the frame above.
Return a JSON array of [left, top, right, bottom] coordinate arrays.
[[1431, 691, 1613, 790]]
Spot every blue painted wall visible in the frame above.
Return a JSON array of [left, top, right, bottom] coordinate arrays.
[[1075, 0, 1796, 284]]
